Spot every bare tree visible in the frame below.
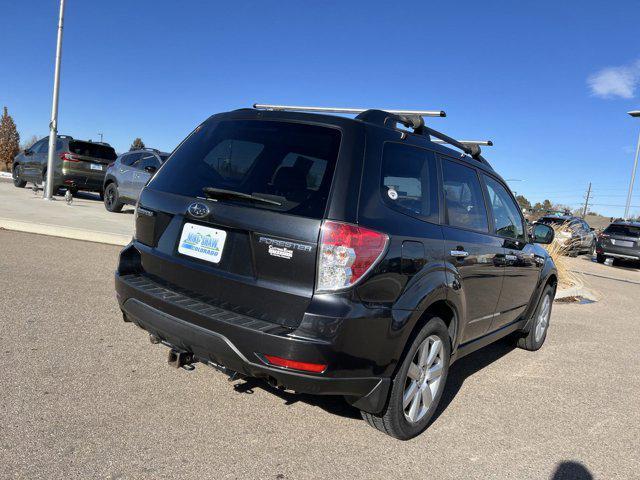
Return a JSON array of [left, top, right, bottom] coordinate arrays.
[[20, 134, 39, 151]]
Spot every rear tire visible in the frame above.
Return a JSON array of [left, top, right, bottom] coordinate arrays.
[[13, 166, 26, 188], [104, 183, 123, 212], [517, 284, 554, 351], [361, 317, 450, 440]]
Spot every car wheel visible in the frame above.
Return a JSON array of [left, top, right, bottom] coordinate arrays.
[[104, 183, 123, 212], [517, 284, 554, 351], [596, 254, 606, 264], [13, 166, 26, 188], [361, 317, 450, 440], [590, 242, 596, 257]]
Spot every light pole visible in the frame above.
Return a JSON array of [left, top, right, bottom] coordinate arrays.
[[625, 110, 640, 219], [98, 133, 103, 143], [44, 0, 66, 200]]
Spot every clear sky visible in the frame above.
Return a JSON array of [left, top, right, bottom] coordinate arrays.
[[2, 0, 640, 216]]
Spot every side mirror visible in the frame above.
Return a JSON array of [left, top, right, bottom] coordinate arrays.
[[590, 227, 595, 231], [144, 165, 157, 174], [23, 149, 32, 155], [532, 224, 555, 244]]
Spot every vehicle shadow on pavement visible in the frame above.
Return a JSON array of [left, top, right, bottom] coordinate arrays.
[[232, 335, 519, 422], [232, 378, 362, 419], [428, 336, 516, 426]]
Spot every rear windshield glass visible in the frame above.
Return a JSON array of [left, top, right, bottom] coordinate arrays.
[[69, 141, 117, 161], [604, 224, 640, 237], [149, 120, 342, 219]]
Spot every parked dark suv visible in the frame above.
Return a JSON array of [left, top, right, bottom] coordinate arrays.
[[595, 220, 640, 264], [12, 135, 117, 196], [114, 105, 557, 439], [536, 215, 596, 256], [103, 148, 170, 212]]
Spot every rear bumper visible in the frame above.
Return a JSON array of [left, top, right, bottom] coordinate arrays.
[[59, 170, 105, 191], [114, 245, 395, 413], [596, 243, 640, 260]]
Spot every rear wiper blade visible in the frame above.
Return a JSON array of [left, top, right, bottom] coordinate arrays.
[[202, 187, 282, 206]]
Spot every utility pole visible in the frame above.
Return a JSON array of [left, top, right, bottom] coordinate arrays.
[[98, 133, 103, 143], [625, 111, 640, 219], [43, 0, 66, 200], [582, 182, 591, 218]]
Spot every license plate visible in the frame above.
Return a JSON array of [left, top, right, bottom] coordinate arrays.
[[90, 163, 103, 171], [178, 223, 227, 264], [612, 239, 633, 247]]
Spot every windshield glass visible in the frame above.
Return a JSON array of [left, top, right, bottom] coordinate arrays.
[[604, 224, 640, 237], [149, 120, 342, 219]]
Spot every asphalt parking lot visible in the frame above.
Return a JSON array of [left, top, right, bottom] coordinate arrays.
[[1, 231, 639, 479]]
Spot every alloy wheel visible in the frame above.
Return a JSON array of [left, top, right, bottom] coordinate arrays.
[[105, 186, 115, 208], [403, 335, 444, 423], [534, 294, 551, 343]]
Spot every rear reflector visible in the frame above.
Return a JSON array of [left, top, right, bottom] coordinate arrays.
[[316, 220, 389, 292], [263, 354, 327, 373]]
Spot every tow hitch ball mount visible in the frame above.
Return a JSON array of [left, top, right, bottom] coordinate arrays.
[[167, 349, 195, 371]]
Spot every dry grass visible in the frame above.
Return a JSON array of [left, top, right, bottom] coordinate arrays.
[[542, 223, 583, 289]]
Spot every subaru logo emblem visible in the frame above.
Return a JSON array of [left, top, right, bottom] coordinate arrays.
[[187, 202, 210, 219]]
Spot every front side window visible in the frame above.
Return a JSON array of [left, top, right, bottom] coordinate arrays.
[[120, 153, 137, 166], [32, 140, 47, 153], [149, 120, 341, 219], [483, 175, 525, 240], [381, 143, 438, 222], [442, 159, 488, 232]]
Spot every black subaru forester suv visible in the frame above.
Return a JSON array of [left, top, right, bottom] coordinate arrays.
[[115, 105, 557, 439]]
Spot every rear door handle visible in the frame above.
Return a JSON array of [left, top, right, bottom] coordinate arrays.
[[450, 250, 469, 258]]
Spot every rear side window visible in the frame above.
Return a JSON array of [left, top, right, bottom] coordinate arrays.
[[483, 175, 525, 241], [149, 120, 342, 219], [69, 141, 117, 161], [442, 159, 488, 232], [381, 143, 438, 223]]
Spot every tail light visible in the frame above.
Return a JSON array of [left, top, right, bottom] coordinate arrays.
[[263, 354, 327, 373], [59, 152, 80, 162], [316, 220, 389, 292]]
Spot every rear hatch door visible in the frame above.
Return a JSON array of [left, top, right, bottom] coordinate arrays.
[[65, 141, 117, 174], [602, 224, 640, 252], [135, 118, 345, 328]]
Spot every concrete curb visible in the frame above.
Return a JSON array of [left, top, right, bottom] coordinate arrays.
[[555, 285, 597, 302], [0, 218, 131, 246]]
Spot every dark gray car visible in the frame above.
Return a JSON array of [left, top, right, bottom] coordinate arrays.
[[103, 149, 169, 212], [595, 221, 640, 264], [537, 215, 596, 256], [13, 135, 117, 196]]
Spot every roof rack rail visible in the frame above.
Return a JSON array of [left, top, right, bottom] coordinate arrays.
[[252, 103, 490, 166], [431, 139, 493, 147], [253, 103, 446, 117]]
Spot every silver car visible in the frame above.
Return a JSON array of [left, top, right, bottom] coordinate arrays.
[[103, 149, 169, 212]]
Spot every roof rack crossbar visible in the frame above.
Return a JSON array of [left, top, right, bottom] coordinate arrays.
[[414, 124, 490, 165], [431, 139, 493, 147], [253, 103, 446, 117]]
